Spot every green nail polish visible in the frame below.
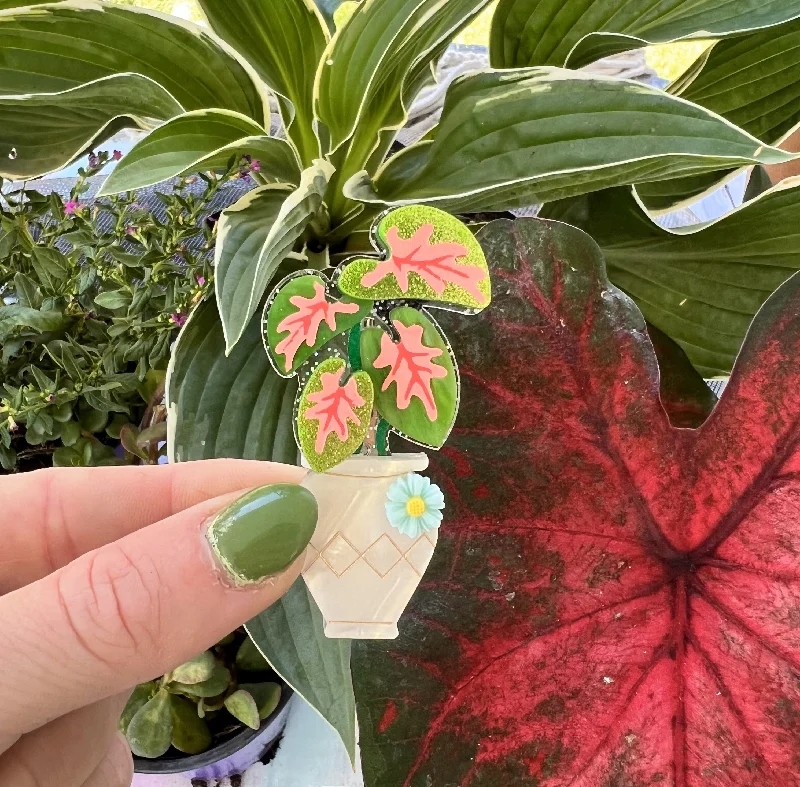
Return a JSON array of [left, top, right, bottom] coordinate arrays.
[[207, 484, 318, 584]]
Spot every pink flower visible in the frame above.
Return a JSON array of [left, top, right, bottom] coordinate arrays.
[[251, 160, 261, 172], [196, 276, 206, 286], [171, 313, 187, 327], [113, 150, 123, 161], [125, 226, 136, 236], [88, 153, 99, 168], [64, 200, 79, 215]]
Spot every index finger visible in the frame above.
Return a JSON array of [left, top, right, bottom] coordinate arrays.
[[0, 460, 305, 592]]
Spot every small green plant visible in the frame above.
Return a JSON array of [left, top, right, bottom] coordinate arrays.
[[0, 151, 253, 471], [121, 630, 282, 758]]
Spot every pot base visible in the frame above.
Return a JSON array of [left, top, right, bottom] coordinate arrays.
[[324, 620, 400, 639]]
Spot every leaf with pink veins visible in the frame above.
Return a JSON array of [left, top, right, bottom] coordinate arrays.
[[274, 281, 360, 372], [305, 366, 367, 453], [373, 320, 448, 420], [360, 224, 488, 304]]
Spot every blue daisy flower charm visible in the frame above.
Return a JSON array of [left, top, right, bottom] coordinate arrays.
[[385, 473, 445, 539]]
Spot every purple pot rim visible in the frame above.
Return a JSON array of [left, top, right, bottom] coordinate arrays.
[[133, 685, 293, 774]]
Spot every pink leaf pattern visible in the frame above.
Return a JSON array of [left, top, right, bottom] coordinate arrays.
[[275, 282, 359, 371], [304, 367, 366, 453], [373, 320, 448, 420], [360, 224, 487, 303]]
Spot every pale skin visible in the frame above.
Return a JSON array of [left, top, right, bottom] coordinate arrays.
[[0, 459, 307, 787]]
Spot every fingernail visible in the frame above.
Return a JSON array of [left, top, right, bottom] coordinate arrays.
[[207, 484, 318, 584]]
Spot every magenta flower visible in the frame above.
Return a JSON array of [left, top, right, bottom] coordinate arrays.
[[196, 276, 206, 286], [113, 150, 123, 161], [88, 153, 99, 168], [125, 226, 137, 236], [64, 200, 79, 215], [171, 312, 187, 327], [251, 160, 261, 172]]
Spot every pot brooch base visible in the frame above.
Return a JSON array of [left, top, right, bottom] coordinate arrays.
[[262, 205, 491, 639]]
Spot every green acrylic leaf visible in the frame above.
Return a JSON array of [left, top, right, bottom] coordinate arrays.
[[361, 306, 457, 448], [170, 695, 212, 755], [337, 206, 490, 311], [297, 356, 374, 473], [239, 682, 282, 720], [264, 273, 370, 377], [246, 580, 357, 764], [224, 689, 261, 731], [169, 651, 216, 685], [126, 688, 173, 759]]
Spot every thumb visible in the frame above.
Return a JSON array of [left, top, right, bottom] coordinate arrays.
[[0, 482, 317, 738]]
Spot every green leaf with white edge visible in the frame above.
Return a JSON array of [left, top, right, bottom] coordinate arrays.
[[197, 0, 327, 166], [166, 297, 298, 464], [297, 356, 374, 472], [635, 18, 800, 212], [224, 689, 261, 731], [246, 579, 357, 764], [361, 306, 457, 447], [568, 181, 800, 377], [169, 651, 216, 685], [314, 0, 347, 30], [239, 682, 282, 720], [265, 273, 371, 377], [126, 688, 173, 758], [489, 0, 800, 70], [318, 0, 491, 199], [0, 74, 183, 180], [217, 160, 334, 353], [346, 68, 797, 214], [0, 2, 267, 124], [168, 290, 355, 764], [170, 695, 212, 755], [337, 206, 491, 310], [99, 110, 300, 196]]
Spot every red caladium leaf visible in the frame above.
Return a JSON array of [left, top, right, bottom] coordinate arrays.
[[353, 218, 800, 786], [373, 319, 449, 420]]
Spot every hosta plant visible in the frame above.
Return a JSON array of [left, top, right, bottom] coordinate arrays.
[[121, 629, 282, 758], [7, 0, 800, 776]]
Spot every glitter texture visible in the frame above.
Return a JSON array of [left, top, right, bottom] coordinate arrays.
[[297, 357, 374, 473], [336, 206, 491, 311]]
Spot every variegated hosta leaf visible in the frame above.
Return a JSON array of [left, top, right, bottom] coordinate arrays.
[[346, 68, 796, 214], [264, 272, 370, 377], [297, 356, 374, 473], [98, 110, 300, 195], [0, 2, 267, 124], [316, 0, 492, 161], [361, 306, 457, 448], [638, 17, 800, 212], [337, 206, 491, 310], [0, 74, 183, 180], [196, 0, 327, 166], [568, 181, 800, 377], [215, 160, 334, 353], [314, 0, 348, 30], [490, 0, 800, 70]]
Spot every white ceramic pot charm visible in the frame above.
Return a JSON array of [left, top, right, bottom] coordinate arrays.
[[261, 205, 492, 639]]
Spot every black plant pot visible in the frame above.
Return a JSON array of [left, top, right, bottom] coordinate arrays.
[[132, 686, 293, 784]]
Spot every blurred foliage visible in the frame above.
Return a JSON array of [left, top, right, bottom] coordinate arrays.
[[121, 629, 282, 758], [0, 151, 251, 472]]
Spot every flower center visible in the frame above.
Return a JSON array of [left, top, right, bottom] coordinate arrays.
[[406, 496, 427, 518]]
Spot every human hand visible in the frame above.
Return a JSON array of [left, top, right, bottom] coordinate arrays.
[[0, 459, 317, 786]]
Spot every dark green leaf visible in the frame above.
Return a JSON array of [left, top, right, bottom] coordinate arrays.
[[0, 305, 63, 334], [170, 695, 212, 755], [30, 247, 69, 290], [119, 682, 157, 735], [239, 682, 281, 720], [348, 69, 795, 214], [246, 580, 357, 764], [94, 290, 132, 311], [236, 636, 272, 672], [13, 272, 41, 308]]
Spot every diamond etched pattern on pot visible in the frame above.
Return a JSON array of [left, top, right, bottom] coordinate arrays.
[[363, 534, 404, 577], [405, 535, 436, 576], [320, 533, 360, 576]]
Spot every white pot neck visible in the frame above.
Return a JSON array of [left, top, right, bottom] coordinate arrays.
[[303, 453, 429, 478]]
